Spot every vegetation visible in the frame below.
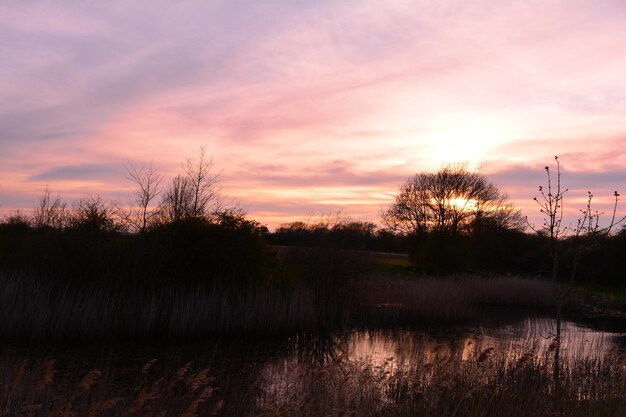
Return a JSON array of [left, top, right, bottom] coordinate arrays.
[[2, 335, 625, 417], [529, 156, 625, 390], [0, 269, 571, 340], [268, 215, 408, 253], [0, 154, 625, 415], [379, 164, 533, 274], [381, 164, 523, 236], [0, 155, 624, 341]]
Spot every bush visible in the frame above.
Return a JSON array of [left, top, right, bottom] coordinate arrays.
[[409, 232, 473, 274], [139, 214, 274, 288], [0, 211, 275, 290]]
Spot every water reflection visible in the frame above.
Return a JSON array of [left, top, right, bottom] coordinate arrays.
[[1, 316, 624, 416], [289, 317, 622, 371], [257, 317, 625, 411]]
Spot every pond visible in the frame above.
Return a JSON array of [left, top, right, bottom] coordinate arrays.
[[2, 315, 626, 416]]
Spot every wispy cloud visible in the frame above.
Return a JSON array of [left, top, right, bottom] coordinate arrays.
[[1, 0, 626, 228], [30, 164, 122, 182]]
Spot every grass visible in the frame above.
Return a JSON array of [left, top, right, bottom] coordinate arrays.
[[354, 274, 572, 327], [1, 334, 625, 417], [359, 251, 412, 274], [0, 248, 622, 416], [0, 271, 352, 340], [0, 269, 577, 340], [0, 356, 224, 416]]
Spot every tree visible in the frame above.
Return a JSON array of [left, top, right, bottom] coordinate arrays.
[[184, 146, 220, 218], [382, 165, 522, 273], [531, 156, 624, 287], [125, 162, 163, 232], [32, 187, 67, 229], [530, 156, 624, 393], [68, 195, 120, 233], [159, 147, 221, 223], [382, 164, 522, 237]]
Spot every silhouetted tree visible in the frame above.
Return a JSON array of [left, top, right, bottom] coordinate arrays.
[[530, 156, 624, 285], [32, 187, 67, 229], [159, 147, 221, 223], [381, 165, 522, 273], [530, 156, 624, 392], [125, 162, 163, 232], [382, 164, 522, 237], [68, 195, 120, 233]]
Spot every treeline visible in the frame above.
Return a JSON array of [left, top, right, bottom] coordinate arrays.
[[0, 149, 275, 290], [267, 217, 626, 286], [0, 207, 273, 290], [1, 155, 624, 290], [409, 224, 626, 287], [267, 217, 529, 271], [1, 156, 625, 340], [267, 219, 408, 253]]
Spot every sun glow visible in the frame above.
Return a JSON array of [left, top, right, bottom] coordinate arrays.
[[424, 122, 515, 166], [449, 197, 475, 210]]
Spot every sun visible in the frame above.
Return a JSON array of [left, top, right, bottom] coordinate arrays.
[[449, 196, 473, 210], [423, 120, 513, 167]]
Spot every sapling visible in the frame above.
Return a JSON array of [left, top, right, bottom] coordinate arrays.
[[530, 156, 624, 393]]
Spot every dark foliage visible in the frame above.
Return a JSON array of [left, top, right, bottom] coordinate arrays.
[[555, 228, 626, 287], [409, 232, 474, 274], [267, 217, 626, 284], [139, 214, 274, 288], [268, 220, 409, 253], [0, 211, 274, 290]]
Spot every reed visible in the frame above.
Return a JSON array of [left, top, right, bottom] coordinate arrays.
[[0, 270, 581, 340], [0, 338, 624, 417], [355, 274, 568, 326], [0, 271, 350, 340]]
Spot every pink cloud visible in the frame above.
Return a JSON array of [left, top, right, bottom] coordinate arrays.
[[2, 0, 626, 230]]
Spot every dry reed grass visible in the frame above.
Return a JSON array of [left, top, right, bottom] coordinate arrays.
[[356, 274, 573, 325], [0, 357, 223, 417], [0, 271, 572, 340], [0, 271, 350, 340], [255, 334, 626, 417], [0, 335, 625, 417]]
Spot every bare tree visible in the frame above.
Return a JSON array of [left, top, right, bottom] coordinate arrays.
[[530, 156, 624, 392], [125, 162, 163, 232], [161, 174, 193, 222], [69, 195, 121, 233], [382, 164, 521, 236], [531, 156, 624, 292], [32, 187, 67, 229], [184, 146, 219, 218], [567, 190, 623, 282], [159, 147, 221, 222]]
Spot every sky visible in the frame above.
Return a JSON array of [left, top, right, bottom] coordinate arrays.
[[1, 0, 625, 230]]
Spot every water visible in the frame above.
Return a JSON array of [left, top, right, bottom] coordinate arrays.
[[2, 315, 625, 416], [258, 317, 625, 406]]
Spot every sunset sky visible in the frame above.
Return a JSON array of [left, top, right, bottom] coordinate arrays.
[[1, 0, 625, 230]]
